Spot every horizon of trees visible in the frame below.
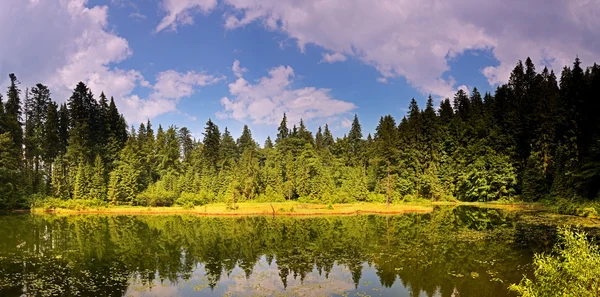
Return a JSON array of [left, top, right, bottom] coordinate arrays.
[[1, 56, 600, 209]]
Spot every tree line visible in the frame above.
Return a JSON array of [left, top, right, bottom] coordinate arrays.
[[1, 57, 599, 209]]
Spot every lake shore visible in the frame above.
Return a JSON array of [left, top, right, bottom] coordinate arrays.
[[29, 201, 544, 216]]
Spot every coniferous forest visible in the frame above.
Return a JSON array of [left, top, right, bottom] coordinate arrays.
[[1, 57, 600, 210]]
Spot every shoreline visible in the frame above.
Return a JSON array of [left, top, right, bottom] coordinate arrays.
[[25, 201, 545, 216]]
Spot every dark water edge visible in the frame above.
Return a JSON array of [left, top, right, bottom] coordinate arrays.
[[0, 206, 598, 297]]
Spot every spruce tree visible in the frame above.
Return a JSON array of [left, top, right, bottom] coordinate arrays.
[[237, 124, 257, 154], [264, 136, 274, 149], [220, 127, 237, 164], [202, 119, 221, 170], [276, 113, 289, 145]]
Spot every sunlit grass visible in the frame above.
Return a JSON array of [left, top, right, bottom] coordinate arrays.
[[29, 200, 551, 216], [33, 201, 437, 215]]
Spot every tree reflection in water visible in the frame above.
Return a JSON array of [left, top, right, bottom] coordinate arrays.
[[0, 206, 567, 297]]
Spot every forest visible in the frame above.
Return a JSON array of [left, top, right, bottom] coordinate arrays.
[[1, 57, 599, 210]]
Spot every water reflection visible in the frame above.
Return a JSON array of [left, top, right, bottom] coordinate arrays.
[[0, 207, 566, 297]]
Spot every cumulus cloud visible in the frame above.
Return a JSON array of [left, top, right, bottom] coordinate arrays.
[[341, 118, 352, 128], [194, 0, 600, 98], [155, 0, 218, 32], [376, 77, 389, 84], [457, 85, 470, 95], [0, 0, 146, 114], [232, 59, 247, 77], [218, 60, 356, 125], [0, 0, 221, 125], [320, 52, 346, 64], [123, 70, 223, 123]]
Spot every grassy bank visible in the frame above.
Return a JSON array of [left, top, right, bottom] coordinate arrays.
[[32, 202, 432, 215], [28, 200, 550, 216]]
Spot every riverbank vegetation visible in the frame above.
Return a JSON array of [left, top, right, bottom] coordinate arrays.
[[510, 226, 600, 297], [2, 57, 600, 211], [33, 200, 436, 215]]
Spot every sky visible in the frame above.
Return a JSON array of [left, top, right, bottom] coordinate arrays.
[[0, 0, 599, 143]]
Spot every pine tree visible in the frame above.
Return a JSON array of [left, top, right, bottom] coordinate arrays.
[[220, 127, 238, 164], [264, 136, 274, 149], [297, 119, 314, 146], [108, 128, 141, 204], [315, 126, 324, 151], [89, 155, 107, 201], [58, 103, 69, 156], [276, 113, 289, 145], [44, 102, 60, 163], [202, 119, 221, 170], [323, 124, 334, 149], [237, 124, 257, 154], [179, 127, 194, 163], [347, 114, 364, 166], [73, 159, 91, 200], [5, 74, 23, 157], [51, 155, 70, 200], [0, 132, 23, 209]]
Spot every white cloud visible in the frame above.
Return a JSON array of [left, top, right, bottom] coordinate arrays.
[[376, 77, 388, 84], [155, 0, 218, 32], [153, 70, 223, 99], [232, 59, 247, 77], [218, 60, 356, 125], [124, 70, 223, 123], [0, 0, 222, 125], [457, 85, 470, 95], [209, 0, 599, 98], [0, 0, 145, 113], [320, 52, 346, 64], [129, 12, 147, 20], [340, 118, 352, 128]]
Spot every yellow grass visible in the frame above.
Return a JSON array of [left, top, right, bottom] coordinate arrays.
[[30, 200, 546, 216], [33, 202, 435, 216]]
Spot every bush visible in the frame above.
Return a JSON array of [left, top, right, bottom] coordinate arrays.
[[36, 197, 107, 210], [509, 226, 600, 297], [578, 207, 598, 218], [256, 186, 285, 202], [547, 198, 600, 218], [135, 185, 177, 207], [175, 192, 208, 207], [366, 193, 386, 203]]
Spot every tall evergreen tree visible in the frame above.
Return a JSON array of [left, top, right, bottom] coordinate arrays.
[[237, 125, 257, 153], [202, 119, 221, 170], [276, 113, 289, 145]]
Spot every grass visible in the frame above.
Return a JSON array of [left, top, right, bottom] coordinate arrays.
[[30, 200, 549, 216], [32, 201, 436, 216]]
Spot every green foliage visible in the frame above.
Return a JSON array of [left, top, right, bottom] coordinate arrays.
[[35, 197, 107, 211], [510, 226, 600, 297], [3, 57, 600, 210], [175, 191, 208, 207]]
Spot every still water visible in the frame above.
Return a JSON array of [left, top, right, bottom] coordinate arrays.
[[0, 206, 594, 297]]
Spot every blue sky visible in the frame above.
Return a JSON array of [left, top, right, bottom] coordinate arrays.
[[1, 0, 598, 144]]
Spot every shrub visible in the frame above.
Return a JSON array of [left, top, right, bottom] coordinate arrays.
[[578, 207, 598, 218], [135, 185, 177, 207], [509, 226, 600, 297], [366, 193, 386, 203], [36, 198, 107, 210], [175, 192, 207, 207]]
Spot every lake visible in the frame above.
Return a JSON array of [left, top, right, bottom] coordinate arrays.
[[0, 206, 597, 297]]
